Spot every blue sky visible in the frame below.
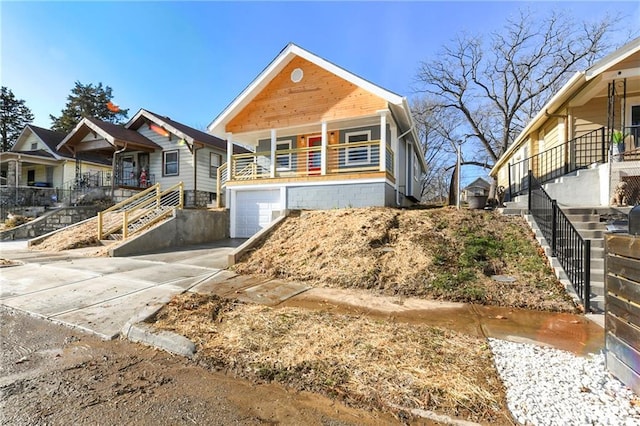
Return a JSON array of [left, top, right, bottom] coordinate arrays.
[[2, 1, 639, 183]]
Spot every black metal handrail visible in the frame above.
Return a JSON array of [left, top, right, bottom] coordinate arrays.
[[528, 172, 591, 311], [508, 127, 606, 199]]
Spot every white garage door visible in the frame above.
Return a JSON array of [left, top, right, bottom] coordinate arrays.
[[234, 189, 282, 238]]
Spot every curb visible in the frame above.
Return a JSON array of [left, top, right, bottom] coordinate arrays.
[[123, 322, 196, 358]]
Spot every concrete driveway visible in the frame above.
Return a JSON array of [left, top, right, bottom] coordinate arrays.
[[0, 240, 245, 339]]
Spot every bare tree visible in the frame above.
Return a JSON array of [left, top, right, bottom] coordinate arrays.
[[414, 9, 618, 167]]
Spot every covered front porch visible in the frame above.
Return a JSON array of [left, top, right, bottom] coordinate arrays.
[[218, 113, 396, 197]]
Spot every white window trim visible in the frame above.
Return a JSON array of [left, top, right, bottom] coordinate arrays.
[[163, 150, 179, 176], [276, 139, 292, 171], [626, 96, 640, 126], [31, 142, 38, 150], [345, 130, 372, 166], [210, 152, 222, 178]]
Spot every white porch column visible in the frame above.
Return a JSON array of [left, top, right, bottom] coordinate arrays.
[[379, 111, 387, 172], [226, 132, 233, 179], [391, 124, 398, 185], [270, 128, 277, 178], [321, 121, 327, 175]]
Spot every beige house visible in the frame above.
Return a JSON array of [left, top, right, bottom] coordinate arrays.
[[490, 37, 640, 207], [209, 43, 426, 238], [0, 124, 111, 189]]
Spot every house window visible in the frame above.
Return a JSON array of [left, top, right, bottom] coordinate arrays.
[[276, 140, 292, 170], [210, 153, 222, 178], [413, 155, 420, 182], [163, 150, 179, 176], [31, 142, 38, 150], [345, 131, 372, 165]]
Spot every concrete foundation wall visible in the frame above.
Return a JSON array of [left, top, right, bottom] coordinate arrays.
[[286, 182, 387, 209], [0, 206, 100, 241], [544, 167, 603, 206], [111, 209, 229, 257]]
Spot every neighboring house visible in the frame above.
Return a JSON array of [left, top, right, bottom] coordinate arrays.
[[0, 124, 111, 189], [490, 37, 640, 207], [57, 109, 246, 206], [208, 43, 427, 238], [462, 178, 490, 201]]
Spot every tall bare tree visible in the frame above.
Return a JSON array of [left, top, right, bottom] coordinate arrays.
[[414, 9, 618, 167]]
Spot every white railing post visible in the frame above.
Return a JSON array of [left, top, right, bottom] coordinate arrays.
[[226, 132, 233, 180], [379, 111, 387, 172], [321, 121, 327, 175], [270, 129, 277, 178]]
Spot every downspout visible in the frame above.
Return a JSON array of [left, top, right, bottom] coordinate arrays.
[[111, 143, 128, 199], [396, 124, 414, 206]]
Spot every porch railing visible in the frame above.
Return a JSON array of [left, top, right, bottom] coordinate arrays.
[[528, 172, 591, 311], [227, 140, 389, 181], [97, 182, 183, 240], [508, 127, 606, 199]]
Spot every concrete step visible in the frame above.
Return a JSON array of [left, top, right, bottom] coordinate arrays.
[[498, 208, 526, 216], [577, 229, 605, 239], [589, 296, 605, 313], [564, 213, 601, 222], [572, 221, 608, 230]]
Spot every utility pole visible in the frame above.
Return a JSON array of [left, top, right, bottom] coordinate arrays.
[[456, 143, 461, 210]]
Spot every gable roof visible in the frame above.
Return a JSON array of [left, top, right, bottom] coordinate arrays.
[[208, 42, 425, 168], [208, 43, 404, 134], [12, 125, 68, 159], [57, 117, 160, 154], [27, 125, 68, 155], [126, 109, 250, 155], [491, 37, 640, 176], [463, 177, 491, 191]]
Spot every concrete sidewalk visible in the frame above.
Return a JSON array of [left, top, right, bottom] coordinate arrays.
[[0, 240, 244, 339]]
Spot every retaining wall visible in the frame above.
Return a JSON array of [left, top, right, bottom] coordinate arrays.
[[0, 206, 100, 241], [110, 209, 229, 257]]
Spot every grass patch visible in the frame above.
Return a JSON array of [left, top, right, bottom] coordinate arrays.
[[235, 207, 575, 312], [153, 293, 509, 423]]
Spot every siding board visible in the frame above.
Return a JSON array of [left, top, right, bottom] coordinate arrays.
[[227, 56, 387, 134]]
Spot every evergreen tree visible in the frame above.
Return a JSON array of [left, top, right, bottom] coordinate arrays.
[[50, 81, 129, 133], [0, 87, 35, 151]]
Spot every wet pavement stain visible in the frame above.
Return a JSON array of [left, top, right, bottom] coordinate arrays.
[[281, 290, 604, 356]]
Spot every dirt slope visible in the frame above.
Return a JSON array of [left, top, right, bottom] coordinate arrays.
[[235, 207, 575, 312]]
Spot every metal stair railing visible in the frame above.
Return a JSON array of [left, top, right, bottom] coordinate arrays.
[[97, 182, 184, 240], [528, 171, 591, 311], [508, 127, 606, 199]]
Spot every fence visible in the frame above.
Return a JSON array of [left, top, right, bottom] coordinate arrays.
[[528, 173, 591, 311], [605, 233, 640, 394]]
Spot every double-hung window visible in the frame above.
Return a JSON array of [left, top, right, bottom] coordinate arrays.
[[163, 150, 179, 176], [276, 140, 292, 171], [210, 153, 222, 178], [345, 131, 371, 165]]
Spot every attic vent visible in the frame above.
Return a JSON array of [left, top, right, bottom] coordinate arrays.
[[291, 68, 303, 83]]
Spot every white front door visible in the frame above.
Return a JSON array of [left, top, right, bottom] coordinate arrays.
[[233, 189, 282, 238]]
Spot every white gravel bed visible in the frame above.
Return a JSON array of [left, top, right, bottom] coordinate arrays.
[[488, 338, 640, 426]]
